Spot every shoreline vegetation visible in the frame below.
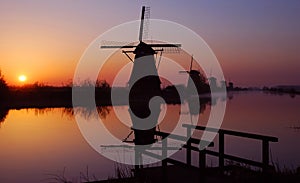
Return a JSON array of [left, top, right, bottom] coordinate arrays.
[[0, 70, 299, 109], [47, 163, 300, 183], [1, 84, 299, 109], [0, 83, 205, 109], [0, 82, 299, 110]]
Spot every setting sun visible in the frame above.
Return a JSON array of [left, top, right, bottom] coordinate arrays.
[[18, 75, 27, 82]]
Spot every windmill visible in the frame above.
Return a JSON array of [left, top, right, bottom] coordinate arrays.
[[100, 6, 181, 145], [101, 6, 181, 98], [179, 55, 208, 95]]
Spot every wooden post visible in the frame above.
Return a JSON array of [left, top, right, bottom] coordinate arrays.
[[199, 150, 206, 169], [219, 132, 224, 168], [262, 139, 269, 172], [134, 147, 141, 178], [199, 149, 206, 182], [186, 126, 192, 166], [162, 137, 167, 167], [162, 137, 168, 183]]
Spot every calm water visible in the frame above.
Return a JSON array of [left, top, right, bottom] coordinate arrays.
[[0, 91, 299, 182]]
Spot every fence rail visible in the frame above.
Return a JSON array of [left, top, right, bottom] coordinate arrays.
[[136, 124, 278, 172], [182, 124, 278, 171]]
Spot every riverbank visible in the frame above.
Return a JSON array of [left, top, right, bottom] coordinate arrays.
[[0, 85, 217, 109], [0, 86, 110, 109], [89, 164, 300, 183], [1, 85, 298, 110], [0, 86, 211, 109]]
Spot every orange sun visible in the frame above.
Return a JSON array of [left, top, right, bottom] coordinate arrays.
[[18, 75, 27, 82]]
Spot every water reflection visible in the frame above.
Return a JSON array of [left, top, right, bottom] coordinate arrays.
[[288, 124, 300, 132], [62, 106, 112, 120], [0, 92, 299, 183], [187, 97, 209, 115]]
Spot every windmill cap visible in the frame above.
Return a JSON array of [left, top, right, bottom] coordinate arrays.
[[134, 41, 155, 56]]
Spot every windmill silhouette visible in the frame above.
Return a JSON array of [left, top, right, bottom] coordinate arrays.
[[101, 6, 181, 145], [179, 55, 209, 95]]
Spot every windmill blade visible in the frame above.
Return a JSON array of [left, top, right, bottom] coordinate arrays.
[[148, 43, 181, 48], [179, 71, 189, 74], [151, 43, 181, 54], [100, 45, 136, 49], [138, 6, 146, 41], [142, 6, 150, 41], [158, 47, 181, 54], [100, 41, 136, 49], [190, 55, 193, 71]]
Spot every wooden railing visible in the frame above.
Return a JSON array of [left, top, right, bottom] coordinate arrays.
[[134, 130, 214, 170], [135, 124, 278, 172], [182, 124, 278, 171], [154, 131, 214, 169]]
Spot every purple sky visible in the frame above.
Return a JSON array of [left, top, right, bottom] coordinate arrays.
[[0, 0, 299, 87]]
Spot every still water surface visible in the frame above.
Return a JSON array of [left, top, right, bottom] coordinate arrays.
[[0, 91, 299, 182]]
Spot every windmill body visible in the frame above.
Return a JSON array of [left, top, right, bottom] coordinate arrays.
[[128, 42, 161, 145], [128, 41, 161, 98]]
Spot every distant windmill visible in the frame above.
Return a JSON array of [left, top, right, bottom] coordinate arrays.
[[180, 55, 208, 95], [101, 6, 181, 145], [179, 55, 199, 74]]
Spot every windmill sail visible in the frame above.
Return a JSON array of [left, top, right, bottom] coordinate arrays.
[[138, 6, 150, 41], [100, 41, 136, 49], [138, 6, 145, 41]]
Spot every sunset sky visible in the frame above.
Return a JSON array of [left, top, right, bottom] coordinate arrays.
[[0, 0, 299, 87]]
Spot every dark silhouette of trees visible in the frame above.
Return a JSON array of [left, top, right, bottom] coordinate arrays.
[[0, 70, 9, 125], [0, 70, 8, 89], [0, 109, 9, 126], [96, 80, 111, 90], [0, 70, 9, 100]]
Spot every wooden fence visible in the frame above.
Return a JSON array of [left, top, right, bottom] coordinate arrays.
[[136, 124, 278, 172]]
